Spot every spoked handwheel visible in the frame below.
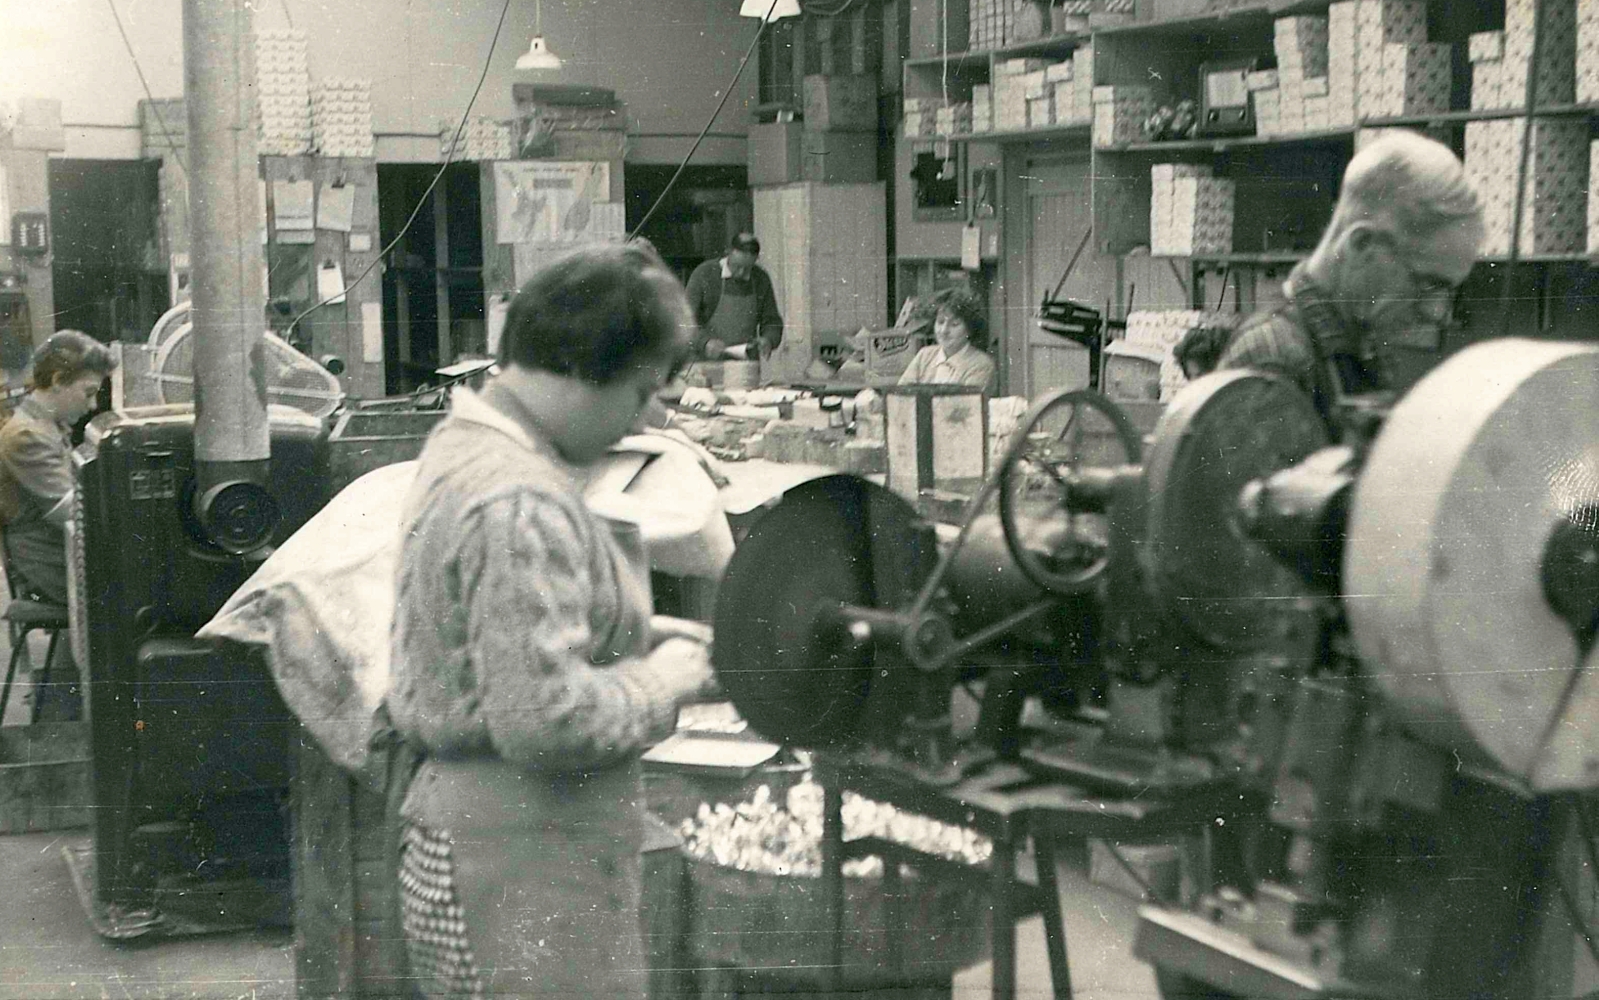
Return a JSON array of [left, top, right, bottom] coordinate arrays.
[[997, 389, 1142, 594]]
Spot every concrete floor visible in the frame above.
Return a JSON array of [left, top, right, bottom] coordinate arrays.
[[0, 628, 1161, 1000]]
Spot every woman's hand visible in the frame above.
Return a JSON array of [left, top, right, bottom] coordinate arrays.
[[646, 633, 720, 702]]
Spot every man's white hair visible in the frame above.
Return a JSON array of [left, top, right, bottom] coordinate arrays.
[[1321, 129, 1482, 249]]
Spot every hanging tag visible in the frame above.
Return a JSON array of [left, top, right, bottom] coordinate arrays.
[[317, 260, 348, 305], [961, 224, 981, 271]]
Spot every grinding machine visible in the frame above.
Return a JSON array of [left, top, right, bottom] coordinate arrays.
[[711, 338, 1599, 998]]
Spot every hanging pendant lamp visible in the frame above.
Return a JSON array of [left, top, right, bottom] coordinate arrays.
[[739, 0, 802, 23], [517, 0, 563, 70]]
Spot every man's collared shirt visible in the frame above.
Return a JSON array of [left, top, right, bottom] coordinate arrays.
[[1215, 263, 1385, 427]]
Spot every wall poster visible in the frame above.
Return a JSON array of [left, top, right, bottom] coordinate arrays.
[[493, 161, 614, 245]]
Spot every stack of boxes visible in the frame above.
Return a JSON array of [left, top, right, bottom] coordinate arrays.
[[1248, 70, 1282, 136], [968, 0, 1013, 51], [934, 102, 974, 135], [902, 97, 942, 138], [803, 75, 877, 182], [1327, 2, 1357, 126], [1122, 310, 1230, 400], [1466, 117, 1588, 255], [1251, 2, 1448, 136], [1092, 85, 1156, 148], [972, 85, 994, 133], [1471, 0, 1576, 110], [993, 58, 1047, 131], [1274, 14, 1330, 134], [256, 29, 312, 156], [1359, 0, 1450, 118], [440, 117, 516, 161], [311, 80, 375, 158], [1149, 164, 1234, 257], [1581, 0, 1599, 102]]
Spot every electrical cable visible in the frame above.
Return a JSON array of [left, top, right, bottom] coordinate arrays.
[[278, 0, 294, 30], [286, 0, 513, 349], [105, 0, 188, 177], [628, 0, 780, 240], [1497, 0, 1544, 338]]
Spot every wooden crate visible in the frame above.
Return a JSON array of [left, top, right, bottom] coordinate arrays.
[[0, 722, 89, 834]]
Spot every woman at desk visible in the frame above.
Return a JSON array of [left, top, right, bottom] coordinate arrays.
[[897, 288, 998, 394]]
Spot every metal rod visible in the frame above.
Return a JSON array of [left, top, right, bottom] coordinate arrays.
[[183, 0, 270, 486]]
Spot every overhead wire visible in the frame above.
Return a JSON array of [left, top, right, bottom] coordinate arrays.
[[286, 0, 513, 347], [105, 0, 188, 177], [629, 0, 782, 240]]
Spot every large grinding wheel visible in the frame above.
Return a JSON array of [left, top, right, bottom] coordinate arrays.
[[1144, 370, 1328, 652], [1345, 339, 1599, 784], [712, 475, 929, 749]]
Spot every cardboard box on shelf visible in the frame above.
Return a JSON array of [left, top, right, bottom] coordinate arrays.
[[804, 74, 878, 132], [800, 130, 876, 183], [749, 122, 804, 185], [1091, 86, 1156, 147], [1369, 42, 1451, 117]]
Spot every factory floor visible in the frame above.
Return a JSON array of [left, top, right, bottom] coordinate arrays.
[[0, 631, 1161, 1000]]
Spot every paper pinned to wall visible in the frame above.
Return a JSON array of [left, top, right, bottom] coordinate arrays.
[[316, 260, 347, 305], [273, 180, 315, 230], [494, 161, 611, 244], [361, 301, 383, 364], [961, 224, 981, 270], [348, 232, 372, 252], [487, 293, 510, 356], [317, 183, 356, 232], [257, 180, 269, 244]]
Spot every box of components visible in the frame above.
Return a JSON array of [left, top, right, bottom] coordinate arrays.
[[1500, 0, 1578, 106], [1254, 88, 1282, 136]]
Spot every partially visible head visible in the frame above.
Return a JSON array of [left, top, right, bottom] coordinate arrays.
[[1315, 130, 1484, 343], [932, 287, 987, 356], [497, 243, 693, 462], [726, 232, 761, 281], [31, 330, 117, 424]]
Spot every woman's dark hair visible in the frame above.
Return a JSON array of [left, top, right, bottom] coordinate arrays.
[[933, 287, 988, 351], [32, 329, 117, 391], [498, 243, 692, 384]]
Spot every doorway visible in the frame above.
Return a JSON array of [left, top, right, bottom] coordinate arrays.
[[48, 160, 166, 344], [376, 163, 485, 394], [624, 164, 751, 286], [1003, 149, 1115, 399]]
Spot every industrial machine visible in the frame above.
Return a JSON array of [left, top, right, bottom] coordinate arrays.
[[711, 338, 1599, 998], [66, 405, 331, 935]]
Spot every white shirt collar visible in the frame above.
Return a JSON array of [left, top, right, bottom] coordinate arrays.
[[721, 256, 734, 280]]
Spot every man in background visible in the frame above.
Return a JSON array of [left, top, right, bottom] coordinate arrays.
[[686, 232, 784, 361], [1214, 129, 1482, 440]]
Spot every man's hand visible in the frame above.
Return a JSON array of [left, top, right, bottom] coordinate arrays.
[[704, 338, 727, 360]]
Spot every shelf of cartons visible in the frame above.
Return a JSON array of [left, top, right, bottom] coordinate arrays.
[[907, 0, 1599, 376]]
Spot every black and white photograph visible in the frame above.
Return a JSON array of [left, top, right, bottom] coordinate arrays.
[[2, 0, 1599, 997]]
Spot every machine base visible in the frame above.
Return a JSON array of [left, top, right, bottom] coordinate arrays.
[[1135, 906, 1399, 1000], [63, 842, 290, 940]]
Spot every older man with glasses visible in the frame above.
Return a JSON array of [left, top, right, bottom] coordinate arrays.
[[1214, 129, 1483, 440]]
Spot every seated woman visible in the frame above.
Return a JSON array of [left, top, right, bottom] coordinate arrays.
[[0, 330, 117, 603], [386, 243, 716, 1000], [896, 288, 998, 394]]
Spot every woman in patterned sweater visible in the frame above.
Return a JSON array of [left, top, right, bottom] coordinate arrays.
[[386, 243, 714, 999]]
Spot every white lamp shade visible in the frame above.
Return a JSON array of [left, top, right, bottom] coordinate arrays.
[[516, 36, 563, 70], [739, 0, 802, 22]]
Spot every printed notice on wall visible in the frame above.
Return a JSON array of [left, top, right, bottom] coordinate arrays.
[[273, 180, 315, 230], [317, 183, 356, 232], [493, 161, 611, 244], [361, 301, 383, 364]]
